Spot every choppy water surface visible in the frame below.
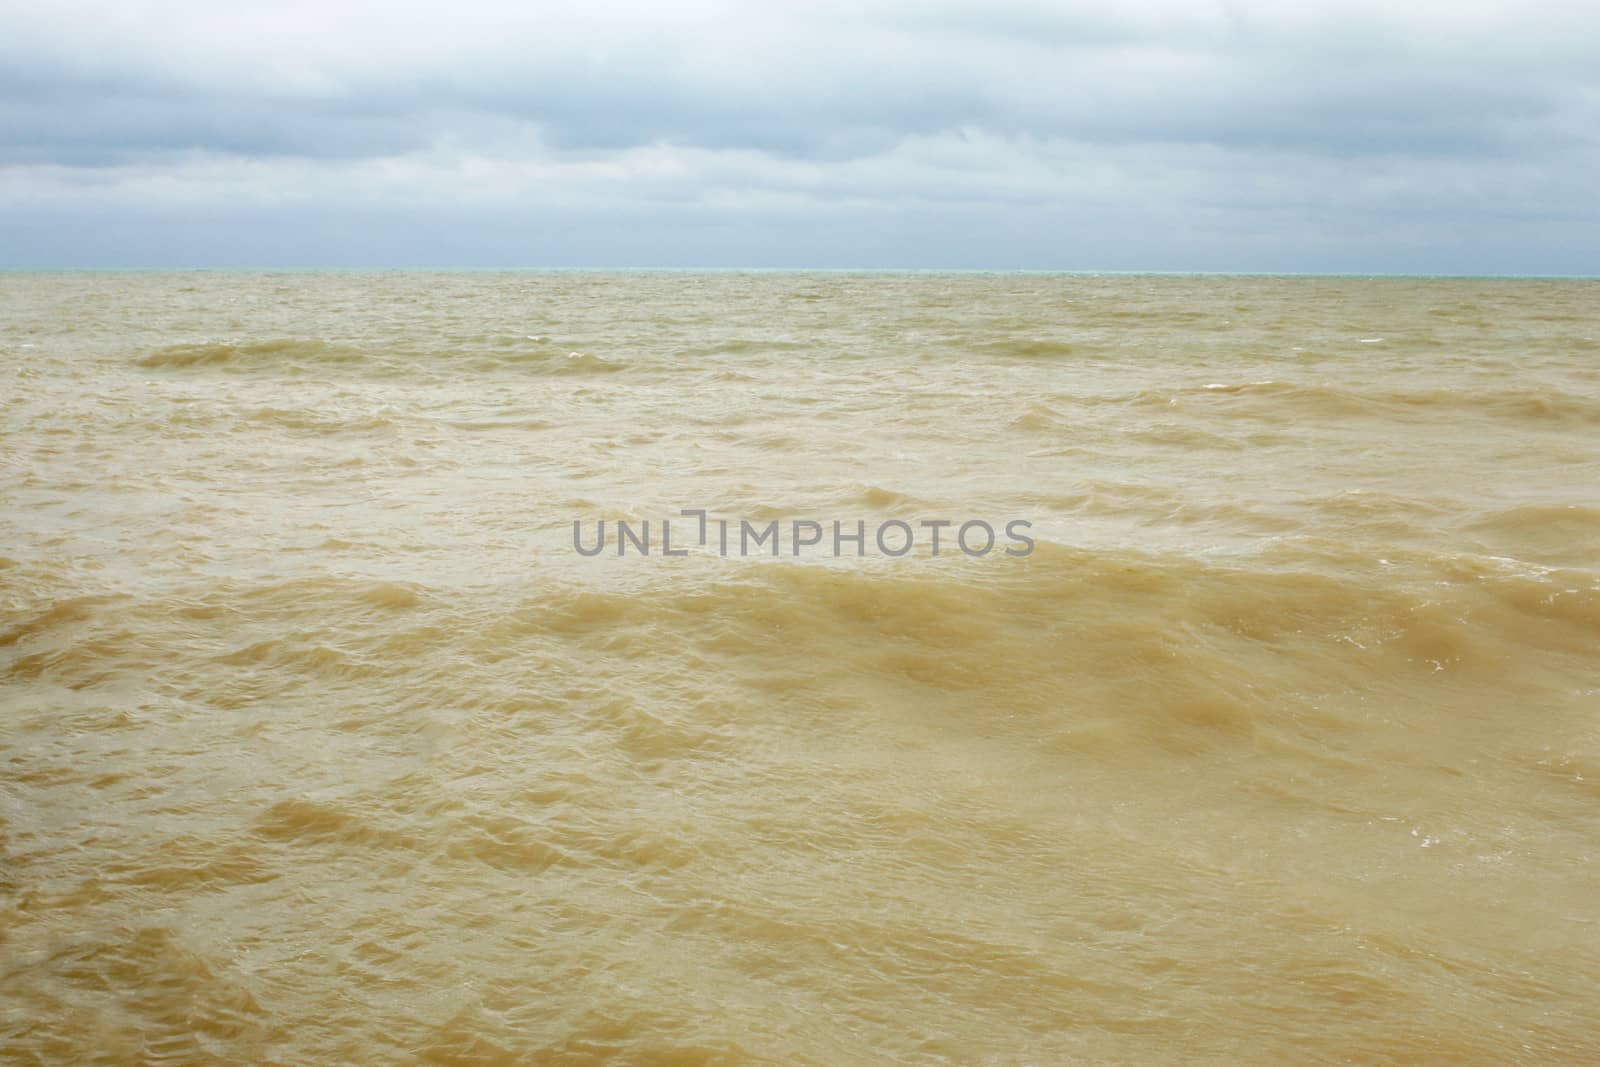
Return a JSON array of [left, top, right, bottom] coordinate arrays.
[[2, 271, 1598, 1064]]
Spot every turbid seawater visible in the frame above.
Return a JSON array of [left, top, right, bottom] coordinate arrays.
[[2, 271, 1598, 1064]]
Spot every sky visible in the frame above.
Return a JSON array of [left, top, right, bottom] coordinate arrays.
[[1, 0, 1597, 272]]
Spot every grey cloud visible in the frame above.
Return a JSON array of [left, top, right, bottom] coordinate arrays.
[[1, 0, 1596, 270], [4, 2, 1593, 164]]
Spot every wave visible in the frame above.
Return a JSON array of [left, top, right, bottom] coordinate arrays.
[[138, 339, 370, 370], [242, 407, 397, 433], [697, 338, 811, 355], [970, 338, 1078, 359], [1463, 504, 1600, 567], [7, 545, 1596, 1064], [488, 544, 1598, 758], [13, 548, 1592, 712], [136, 338, 627, 376], [1129, 380, 1600, 424]]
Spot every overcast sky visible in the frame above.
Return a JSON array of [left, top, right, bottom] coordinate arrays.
[[2, 0, 1597, 271]]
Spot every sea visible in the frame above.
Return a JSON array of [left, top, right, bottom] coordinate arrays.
[[2, 270, 1598, 1064]]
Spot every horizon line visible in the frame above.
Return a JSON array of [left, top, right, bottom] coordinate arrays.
[[3, 266, 1598, 280]]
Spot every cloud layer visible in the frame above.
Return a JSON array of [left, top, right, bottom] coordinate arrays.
[[3, 0, 1597, 270]]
